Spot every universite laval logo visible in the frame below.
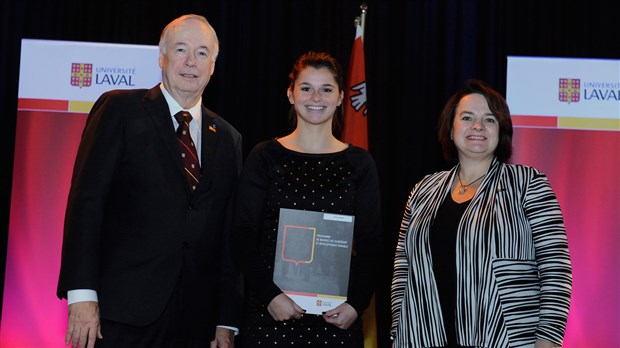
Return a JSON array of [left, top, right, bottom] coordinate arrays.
[[70, 63, 93, 88], [558, 78, 580, 103]]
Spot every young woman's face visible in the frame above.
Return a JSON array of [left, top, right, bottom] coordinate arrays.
[[287, 67, 343, 128]]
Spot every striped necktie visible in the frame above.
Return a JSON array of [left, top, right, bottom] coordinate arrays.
[[174, 111, 201, 190]]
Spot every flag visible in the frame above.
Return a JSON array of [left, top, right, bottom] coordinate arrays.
[[341, 20, 368, 150], [342, 14, 378, 348]]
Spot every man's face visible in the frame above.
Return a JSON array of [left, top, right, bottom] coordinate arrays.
[[159, 18, 218, 106]]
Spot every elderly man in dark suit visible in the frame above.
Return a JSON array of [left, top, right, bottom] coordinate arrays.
[[57, 14, 242, 348]]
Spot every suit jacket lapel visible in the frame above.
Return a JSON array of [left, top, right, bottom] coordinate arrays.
[[143, 86, 191, 194], [199, 106, 218, 191]]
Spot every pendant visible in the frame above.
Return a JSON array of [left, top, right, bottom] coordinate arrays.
[[458, 186, 466, 195]]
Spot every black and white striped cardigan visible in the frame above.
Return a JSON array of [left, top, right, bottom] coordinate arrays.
[[390, 158, 572, 348]]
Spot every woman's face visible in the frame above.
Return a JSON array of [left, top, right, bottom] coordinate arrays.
[[287, 66, 343, 128], [452, 93, 499, 161]]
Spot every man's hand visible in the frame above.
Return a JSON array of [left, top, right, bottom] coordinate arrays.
[[210, 327, 235, 348], [66, 301, 102, 348]]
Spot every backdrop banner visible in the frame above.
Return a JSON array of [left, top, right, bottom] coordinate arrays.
[[507, 56, 620, 348], [1, 39, 159, 347]]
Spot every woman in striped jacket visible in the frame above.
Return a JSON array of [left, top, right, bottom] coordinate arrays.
[[390, 79, 572, 348]]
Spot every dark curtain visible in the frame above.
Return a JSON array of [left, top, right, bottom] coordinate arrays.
[[0, 0, 617, 346]]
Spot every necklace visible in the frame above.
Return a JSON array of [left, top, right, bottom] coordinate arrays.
[[457, 171, 486, 195]]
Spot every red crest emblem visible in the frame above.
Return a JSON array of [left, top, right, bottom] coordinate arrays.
[[70, 63, 93, 87], [559, 78, 580, 103]]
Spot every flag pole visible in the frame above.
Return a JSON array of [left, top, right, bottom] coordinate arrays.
[[354, 6, 376, 348], [359, 3, 367, 40]]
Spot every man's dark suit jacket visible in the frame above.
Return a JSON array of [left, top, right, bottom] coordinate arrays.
[[57, 85, 243, 338]]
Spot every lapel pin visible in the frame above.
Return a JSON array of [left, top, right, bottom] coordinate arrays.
[[209, 124, 217, 133]]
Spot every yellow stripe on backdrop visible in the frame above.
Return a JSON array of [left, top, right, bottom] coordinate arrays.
[[363, 294, 377, 347]]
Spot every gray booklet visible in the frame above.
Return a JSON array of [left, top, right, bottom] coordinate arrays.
[[273, 208, 355, 315]]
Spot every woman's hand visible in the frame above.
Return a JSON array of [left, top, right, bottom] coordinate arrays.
[[267, 293, 305, 321], [322, 302, 358, 330], [535, 339, 562, 348]]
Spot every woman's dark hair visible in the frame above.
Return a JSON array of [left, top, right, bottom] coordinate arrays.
[[437, 79, 513, 163], [287, 51, 345, 136]]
